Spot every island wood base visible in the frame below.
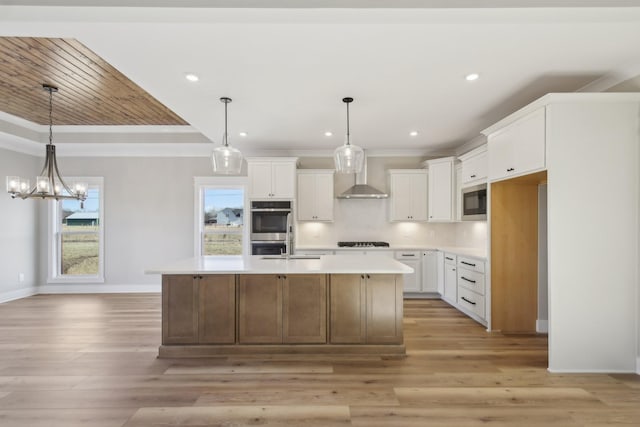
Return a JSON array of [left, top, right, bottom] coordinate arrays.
[[160, 273, 404, 358], [159, 343, 406, 358]]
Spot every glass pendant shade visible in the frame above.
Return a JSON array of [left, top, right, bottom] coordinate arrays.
[[334, 96, 364, 174], [334, 141, 364, 174], [212, 138, 243, 175], [211, 97, 243, 175]]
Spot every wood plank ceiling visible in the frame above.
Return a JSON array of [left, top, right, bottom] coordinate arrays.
[[0, 37, 188, 126]]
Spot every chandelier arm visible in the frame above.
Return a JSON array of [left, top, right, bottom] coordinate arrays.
[[51, 147, 75, 196]]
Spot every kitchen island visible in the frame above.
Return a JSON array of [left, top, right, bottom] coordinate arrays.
[[147, 255, 412, 358]]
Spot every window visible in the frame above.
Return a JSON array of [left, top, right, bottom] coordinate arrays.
[[194, 177, 247, 256], [48, 177, 104, 283]]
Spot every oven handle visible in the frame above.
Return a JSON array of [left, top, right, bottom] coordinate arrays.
[[251, 240, 286, 244], [251, 208, 292, 212]]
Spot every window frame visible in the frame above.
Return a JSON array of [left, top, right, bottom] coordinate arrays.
[[47, 176, 105, 284], [194, 177, 248, 257]]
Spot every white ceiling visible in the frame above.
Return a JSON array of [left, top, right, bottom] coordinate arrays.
[[1, 3, 640, 155]]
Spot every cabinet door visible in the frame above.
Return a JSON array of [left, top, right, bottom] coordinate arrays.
[[297, 173, 316, 220], [314, 173, 334, 221], [410, 174, 428, 221], [366, 274, 403, 344], [283, 275, 327, 343], [199, 275, 236, 344], [462, 151, 488, 184], [488, 108, 545, 181], [514, 108, 546, 175], [248, 162, 273, 198], [443, 264, 457, 304], [329, 274, 366, 343], [488, 133, 513, 181], [238, 275, 283, 343], [398, 258, 421, 292], [272, 162, 296, 198], [162, 275, 198, 344], [389, 173, 413, 221], [428, 161, 454, 221]]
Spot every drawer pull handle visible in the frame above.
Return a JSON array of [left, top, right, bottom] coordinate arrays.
[[470, 174, 476, 178], [461, 296, 476, 305], [461, 261, 476, 267], [461, 276, 476, 284], [507, 168, 515, 172], [402, 254, 415, 257], [445, 257, 454, 261]]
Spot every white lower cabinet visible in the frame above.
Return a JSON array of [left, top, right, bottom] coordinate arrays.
[[439, 251, 487, 326], [443, 253, 457, 304], [395, 251, 422, 293]]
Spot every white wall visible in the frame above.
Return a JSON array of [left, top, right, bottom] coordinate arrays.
[[37, 156, 217, 291], [0, 147, 40, 302], [547, 101, 638, 372]]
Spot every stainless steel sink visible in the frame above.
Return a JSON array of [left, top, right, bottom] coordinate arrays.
[[260, 255, 321, 260]]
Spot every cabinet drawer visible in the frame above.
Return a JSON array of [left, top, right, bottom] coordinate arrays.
[[457, 268, 485, 295], [457, 287, 485, 319], [395, 251, 420, 260], [457, 256, 484, 273], [444, 253, 457, 266]]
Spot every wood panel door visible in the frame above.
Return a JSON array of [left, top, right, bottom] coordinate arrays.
[[366, 274, 403, 344], [491, 172, 545, 333], [329, 274, 366, 344], [162, 275, 198, 344], [199, 275, 236, 344], [238, 275, 283, 344], [283, 274, 327, 343]]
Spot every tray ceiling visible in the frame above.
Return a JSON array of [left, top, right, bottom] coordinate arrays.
[[0, 37, 187, 126]]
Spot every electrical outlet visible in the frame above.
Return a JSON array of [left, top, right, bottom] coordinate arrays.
[[19, 273, 25, 282]]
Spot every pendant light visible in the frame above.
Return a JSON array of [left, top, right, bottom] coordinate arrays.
[[6, 84, 87, 206], [211, 97, 243, 175], [334, 97, 364, 174]]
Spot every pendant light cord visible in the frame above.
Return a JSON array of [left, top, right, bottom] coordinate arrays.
[[224, 100, 228, 147], [345, 101, 350, 146], [48, 87, 53, 146]]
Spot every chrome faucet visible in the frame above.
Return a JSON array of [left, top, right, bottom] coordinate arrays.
[[284, 212, 294, 259]]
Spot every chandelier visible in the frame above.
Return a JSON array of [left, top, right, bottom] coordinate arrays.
[[211, 96, 243, 175], [334, 97, 364, 174], [6, 84, 87, 206]]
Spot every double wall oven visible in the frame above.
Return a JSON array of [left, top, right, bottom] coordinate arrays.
[[250, 201, 292, 255]]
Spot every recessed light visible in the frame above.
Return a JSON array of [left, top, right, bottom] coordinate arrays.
[[185, 73, 199, 82], [324, 131, 333, 137], [409, 131, 419, 137], [239, 132, 248, 137], [465, 73, 480, 81]]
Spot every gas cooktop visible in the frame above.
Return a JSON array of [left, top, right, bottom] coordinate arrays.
[[337, 241, 390, 248]]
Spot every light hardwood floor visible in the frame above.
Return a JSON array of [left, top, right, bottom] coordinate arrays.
[[0, 294, 638, 426]]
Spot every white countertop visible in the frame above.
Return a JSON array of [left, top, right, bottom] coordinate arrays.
[[296, 245, 487, 260], [147, 254, 414, 275]]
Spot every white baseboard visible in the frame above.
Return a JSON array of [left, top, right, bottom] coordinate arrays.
[[536, 319, 548, 333], [37, 284, 161, 294], [0, 286, 38, 303], [548, 367, 637, 374]]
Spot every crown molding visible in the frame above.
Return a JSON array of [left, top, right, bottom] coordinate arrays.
[[577, 61, 640, 92]]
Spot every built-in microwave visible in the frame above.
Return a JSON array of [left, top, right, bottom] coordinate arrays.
[[461, 183, 487, 221], [250, 200, 292, 241]]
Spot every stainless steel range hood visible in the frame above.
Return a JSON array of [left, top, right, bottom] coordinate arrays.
[[337, 156, 388, 199]]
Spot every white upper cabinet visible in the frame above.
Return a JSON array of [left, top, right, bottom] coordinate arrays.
[[424, 157, 456, 222], [297, 170, 334, 221], [388, 170, 428, 222], [458, 145, 488, 185], [487, 107, 546, 182], [247, 158, 297, 199]]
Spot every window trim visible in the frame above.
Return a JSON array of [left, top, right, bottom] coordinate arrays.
[[47, 176, 105, 284], [194, 176, 248, 257]]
